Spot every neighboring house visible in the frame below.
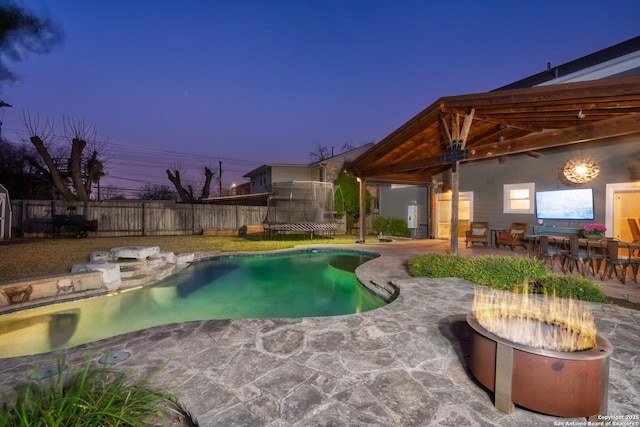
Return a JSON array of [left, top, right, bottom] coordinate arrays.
[[374, 36, 640, 241], [244, 164, 313, 194], [309, 143, 374, 184], [205, 144, 376, 228], [243, 144, 374, 194]]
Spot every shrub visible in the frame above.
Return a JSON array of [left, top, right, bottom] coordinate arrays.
[[0, 357, 196, 426], [389, 218, 410, 237], [457, 256, 548, 291], [374, 216, 409, 237], [535, 275, 608, 303], [408, 253, 607, 303], [409, 253, 468, 277], [374, 216, 391, 234]]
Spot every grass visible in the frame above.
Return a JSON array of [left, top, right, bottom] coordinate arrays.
[[0, 234, 359, 282]]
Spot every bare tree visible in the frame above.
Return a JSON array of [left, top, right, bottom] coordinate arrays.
[[138, 184, 176, 200], [100, 185, 127, 200], [0, 138, 52, 198], [63, 116, 109, 199], [309, 144, 331, 163], [341, 142, 357, 152], [23, 111, 109, 201], [166, 165, 214, 203], [23, 112, 75, 200]]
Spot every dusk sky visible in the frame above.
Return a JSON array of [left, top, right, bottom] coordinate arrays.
[[1, 1, 639, 197]]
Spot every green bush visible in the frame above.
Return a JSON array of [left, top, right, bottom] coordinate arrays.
[[389, 218, 409, 237], [535, 275, 607, 303], [0, 358, 195, 426], [457, 256, 548, 291], [408, 253, 607, 303], [375, 216, 410, 237], [409, 253, 468, 277], [374, 216, 391, 234]]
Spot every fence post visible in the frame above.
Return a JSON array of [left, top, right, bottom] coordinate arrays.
[[20, 200, 26, 236], [142, 203, 146, 236]]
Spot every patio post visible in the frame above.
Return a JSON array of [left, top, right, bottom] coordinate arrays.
[[358, 176, 366, 243]]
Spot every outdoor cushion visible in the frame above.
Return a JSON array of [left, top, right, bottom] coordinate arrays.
[[472, 228, 486, 235]]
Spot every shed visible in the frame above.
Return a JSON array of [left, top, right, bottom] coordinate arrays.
[[0, 184, 11, 240]]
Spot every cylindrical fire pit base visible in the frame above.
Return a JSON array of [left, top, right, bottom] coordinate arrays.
[[467, 314, 612, 418]]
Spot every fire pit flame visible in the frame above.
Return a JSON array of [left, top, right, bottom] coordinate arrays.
[[472, 286, 597, 352]]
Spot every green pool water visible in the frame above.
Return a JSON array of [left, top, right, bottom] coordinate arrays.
[[0, 250, 386, 358]]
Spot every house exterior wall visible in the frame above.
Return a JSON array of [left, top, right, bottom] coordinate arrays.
[[458, 135, 639, 232], [270, 166, 312, 184], [379, 184, 430, 238], [246, 165, 313, 194]]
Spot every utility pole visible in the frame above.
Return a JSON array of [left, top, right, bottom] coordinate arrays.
[[219, 160, 222, 196], [0, 100, 12, 141]]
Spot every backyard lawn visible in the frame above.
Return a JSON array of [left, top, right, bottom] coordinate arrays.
[[0, 234, 358, 282]]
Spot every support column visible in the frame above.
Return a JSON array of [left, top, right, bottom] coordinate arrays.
[[451, 169, 459, 255], [358, 177, 366, 243], [439, 109, 475, 256]]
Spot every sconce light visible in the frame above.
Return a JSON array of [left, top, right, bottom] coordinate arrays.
[[563, 158, 600, 183]]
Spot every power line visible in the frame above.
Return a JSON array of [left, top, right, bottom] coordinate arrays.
[[1, 125, 266, 196]]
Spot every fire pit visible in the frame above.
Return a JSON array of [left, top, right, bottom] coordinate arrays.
[[467, 287, 612, 418]]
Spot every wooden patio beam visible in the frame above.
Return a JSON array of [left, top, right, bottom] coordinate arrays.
[[466, 113, 640, 160], [357, 113, 640, 178]]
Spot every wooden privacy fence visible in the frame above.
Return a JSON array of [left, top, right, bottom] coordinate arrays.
[[11, 200, 269, 237]]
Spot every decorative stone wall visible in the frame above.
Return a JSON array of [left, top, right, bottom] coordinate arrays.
[[0, 246, 195, 312]]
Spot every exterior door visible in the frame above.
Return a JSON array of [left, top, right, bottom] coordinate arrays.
[[435, 192, 473, 239], [606, 182, 640, 241]]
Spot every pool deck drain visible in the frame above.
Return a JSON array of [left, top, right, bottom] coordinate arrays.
[[98, 350, 132, 365], [1, 240, 639, 426], [28, 363, 68, 381]]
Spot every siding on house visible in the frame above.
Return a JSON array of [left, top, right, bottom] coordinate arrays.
[[379, 185, 430, 238], [459, 134, 639, 231]]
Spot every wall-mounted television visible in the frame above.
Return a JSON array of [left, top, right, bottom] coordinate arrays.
[[535, 188, 594, 220]]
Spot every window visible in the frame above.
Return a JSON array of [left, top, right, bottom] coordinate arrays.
[[503, 183, 534, 214]]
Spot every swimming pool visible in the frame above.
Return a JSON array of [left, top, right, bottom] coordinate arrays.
[[0, 249, 386, 358]]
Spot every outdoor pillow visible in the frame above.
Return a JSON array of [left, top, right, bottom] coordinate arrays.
[[472, 228, 486, 235], [511, 229, 525, 236]]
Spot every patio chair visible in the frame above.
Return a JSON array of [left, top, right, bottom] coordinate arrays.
[[465, 221, 489, 247], [629, 250, 640, 284], [586, 239, 608, 277], [535, 235, 560, 272], [601, 239, 631, 284], [627, 218, 640, 255], [496, 222, 529, 251], [563, 236, 589, 277]]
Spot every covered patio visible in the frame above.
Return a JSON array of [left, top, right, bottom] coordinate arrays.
[[349, 76, 640, 254]]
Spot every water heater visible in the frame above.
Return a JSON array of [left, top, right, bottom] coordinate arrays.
[[408, 205, 418, 229]]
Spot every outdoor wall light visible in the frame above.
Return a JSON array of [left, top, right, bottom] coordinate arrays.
[[563, 158, 600, 183]]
